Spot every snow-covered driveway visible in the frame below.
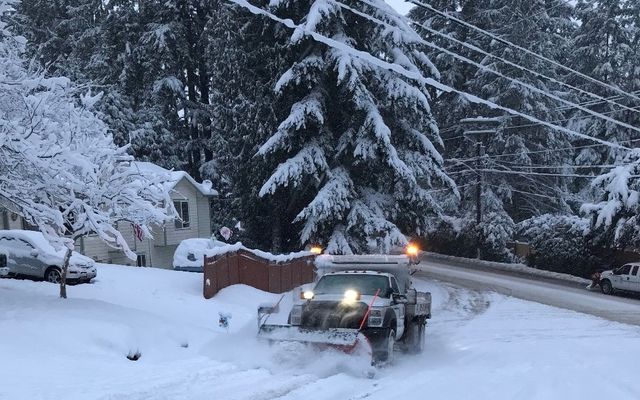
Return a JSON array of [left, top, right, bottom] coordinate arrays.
[[1, 264, 639, 400]]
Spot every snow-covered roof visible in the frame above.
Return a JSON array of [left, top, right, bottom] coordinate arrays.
[[131, 162, 217, 196]]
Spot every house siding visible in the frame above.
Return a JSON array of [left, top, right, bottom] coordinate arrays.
[[164, 179, 200, 246], [196, 192, 212, 238]]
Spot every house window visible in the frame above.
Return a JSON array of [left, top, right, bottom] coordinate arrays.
[[174, 200, 190, 229], [136, 254, 146, 267]]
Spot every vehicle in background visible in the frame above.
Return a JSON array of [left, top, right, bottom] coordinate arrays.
[[0, 251, 8, 277], [0, 230, 96, 284], [595, 263, 640, 295], [173, 238, 225, 272]]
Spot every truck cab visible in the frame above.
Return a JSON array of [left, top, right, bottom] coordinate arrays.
[[291, 271, 408, 340], [599, 263, 640, 295]]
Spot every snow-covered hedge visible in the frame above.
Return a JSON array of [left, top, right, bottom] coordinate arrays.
[[517, 214, 601, 278]]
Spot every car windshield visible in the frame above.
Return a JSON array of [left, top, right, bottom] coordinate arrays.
[[313, 274, 390, 297]]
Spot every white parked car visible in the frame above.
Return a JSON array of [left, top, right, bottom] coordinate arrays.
[[0, 230, 97, 284], [597, 263, 640, 295], [173, 238, 225, 272]]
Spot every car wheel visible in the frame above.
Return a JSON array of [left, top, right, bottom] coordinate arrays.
[[600, 280, 614, 295], [45, 267, 62, 284]]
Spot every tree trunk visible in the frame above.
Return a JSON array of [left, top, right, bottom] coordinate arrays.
[[271, 211, 282, 254], [60, 247, 72, 299]]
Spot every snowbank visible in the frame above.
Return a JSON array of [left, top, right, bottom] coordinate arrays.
[[173, 238, 225, 270], [421, 252, 591, 286], [2, 261, 640, 399]]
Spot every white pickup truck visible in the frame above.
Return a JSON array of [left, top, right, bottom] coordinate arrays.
[[597, 263, 640, 295]]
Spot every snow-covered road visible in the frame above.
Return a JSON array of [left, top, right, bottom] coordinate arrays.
[[1, 264, 640, 400], [417, 259, 640, 326]]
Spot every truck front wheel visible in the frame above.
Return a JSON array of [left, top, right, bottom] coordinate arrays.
[[600, 280, 614, 295], [373, 328, 396, 365]]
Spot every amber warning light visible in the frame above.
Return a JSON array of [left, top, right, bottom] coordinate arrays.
[[309, 246, 323, 255], [406, 243, 419, 257]]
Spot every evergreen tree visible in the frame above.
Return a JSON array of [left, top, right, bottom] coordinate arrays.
[[206, 0, 291, 250], [569, 0, 640, 169], [255, 0, 454, 254], [410, 0, 576, 260]]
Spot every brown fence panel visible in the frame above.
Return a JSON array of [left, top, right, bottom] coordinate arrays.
[[280, 263, 292, 292], [203, 256, 219, 299], [268, 264, 281, 293], [228, 254, 240, 285], [291, 262, 302, 288], [301, 258, 315, 283], [203, 250, 317, 298], [216, 255, 230, 291], [237, 251, 270, 292]]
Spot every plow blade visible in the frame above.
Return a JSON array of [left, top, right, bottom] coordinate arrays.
[[258, 324, 369, 349]]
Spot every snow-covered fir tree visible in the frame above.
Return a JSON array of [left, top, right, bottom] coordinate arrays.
[[206, 0, 291, 250], [256, 0, 455, 254], [410, 0, 578, 260], [568, 0, 640, 170]]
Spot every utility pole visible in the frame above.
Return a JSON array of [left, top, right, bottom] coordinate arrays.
[[460, 117, 499, 260], [475, 141, 484, 259]]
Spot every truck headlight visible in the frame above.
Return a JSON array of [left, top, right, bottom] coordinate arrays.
[[290, 305, 303, 326], [367, 308, 384, 327], [342, 289, 360, 305]]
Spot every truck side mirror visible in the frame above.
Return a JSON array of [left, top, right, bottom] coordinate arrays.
[[392, 293, 407, 304]]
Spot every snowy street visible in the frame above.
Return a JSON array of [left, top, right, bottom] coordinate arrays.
[[417, 259, 640, 326], [2, 264, 640, 400]]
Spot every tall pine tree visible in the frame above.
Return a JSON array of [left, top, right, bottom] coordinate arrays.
[[255, 0, 454, 253]]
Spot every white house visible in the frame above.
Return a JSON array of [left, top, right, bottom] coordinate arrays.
[[1, 162, 217, 269]]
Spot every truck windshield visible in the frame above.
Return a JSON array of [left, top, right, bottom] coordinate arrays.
[[313, 274, 390, 297]]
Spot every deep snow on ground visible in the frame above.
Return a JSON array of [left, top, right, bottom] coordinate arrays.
[[1, 264, 640, 400]]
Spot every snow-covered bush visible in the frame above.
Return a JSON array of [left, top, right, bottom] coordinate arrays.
[[518, 214, 601, 278], [0, 0, 175, 297], [581, 150, 640, 250], [424, 189, 514, 262]]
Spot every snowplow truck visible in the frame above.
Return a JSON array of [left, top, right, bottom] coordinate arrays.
[[257, 254, 431, 364]]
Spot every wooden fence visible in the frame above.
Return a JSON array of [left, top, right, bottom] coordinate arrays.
[[203, 249, 316, 299]]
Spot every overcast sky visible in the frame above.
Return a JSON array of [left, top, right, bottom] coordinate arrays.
[[386, 0, 414, 15]]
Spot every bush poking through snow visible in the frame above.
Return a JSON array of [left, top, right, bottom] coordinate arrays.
[[126, 350, 141, 361]]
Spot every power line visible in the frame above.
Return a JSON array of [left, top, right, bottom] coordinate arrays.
[[408, 0, 640, 105], [336, 0, 640, 135], [226, 0, 627, 150], [394, 0, 640, 117], [439, 105, 640, 139], [448, 138, 640, 163], [498, 0, 572, 31]]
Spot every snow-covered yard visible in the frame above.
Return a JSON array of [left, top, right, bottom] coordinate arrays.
[[1, 264, 639, 400]]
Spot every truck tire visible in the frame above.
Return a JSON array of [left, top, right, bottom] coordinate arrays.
[[372, 328, 396, 365], [381, 329, 395, 364], [405, 320, 425, 354], [413, 323, 425, 353], [600, 279, 614, 295]]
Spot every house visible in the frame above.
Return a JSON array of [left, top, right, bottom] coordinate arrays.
[[1, 162, 217, 269]]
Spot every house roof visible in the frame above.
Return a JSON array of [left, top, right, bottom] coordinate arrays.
[[131, 162, 218, 196]]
